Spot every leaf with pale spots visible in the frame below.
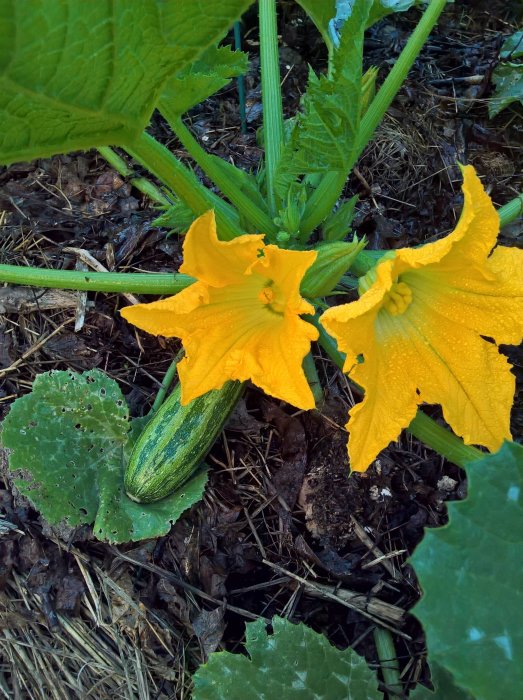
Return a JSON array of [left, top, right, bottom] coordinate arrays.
[[1, 370, 207, 543], [411, 442, 523, 700], [193, 616, 382, 699]]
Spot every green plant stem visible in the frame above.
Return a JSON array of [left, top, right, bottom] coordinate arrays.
[[373, 628, 402, 698], [149, 349, 184, 415], [310, 314, 484, 468], [303, 352, 323, 406], [97, 147, 171, 206], [0, 191, 520, 295], [234, 21, 248, 135], [300, 0, 448, 236], [165, 114, 277, 235], [259, 0, 284, 216], [498, 192, 523, 227], [0, 267, 194, 294], [125, 132, 244, 240]]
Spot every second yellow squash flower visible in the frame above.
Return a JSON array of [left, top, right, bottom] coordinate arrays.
[[321, 165, 523, 472], [121, 211, 319, 409]]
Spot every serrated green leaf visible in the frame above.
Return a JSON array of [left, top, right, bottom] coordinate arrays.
[[159, 44, 248, 117], [274, 0, 370, 200], [193, 616, 383, 700], [411, 442, 523, 700], [489, 62, 523, 118], [500, 30, 523, 61], [153, 199, 197, 235], [1, 370, 207, 543], [0, 0, 253, 164]]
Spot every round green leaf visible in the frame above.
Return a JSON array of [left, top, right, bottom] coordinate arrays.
[[2, 370, 207, 543], [411, 442, 523, 700], [193, 616, 383, 700]]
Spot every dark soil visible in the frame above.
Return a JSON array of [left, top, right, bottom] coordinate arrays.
[[0, 1, 521, 698]]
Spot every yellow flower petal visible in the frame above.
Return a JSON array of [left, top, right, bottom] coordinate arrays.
[[121, 211, 319, 410], [320, 259, 393, 372], [393, 165, 499, 277], [344, 309, 422, 472], [120, 282, 208, 337], [406, 298, 513, 451], [320, 165, 521, 472], [404, 245, 523, 347], [176, 281, 318, 408], [179, 210, 265, 287], [252, 245, 318, 315]]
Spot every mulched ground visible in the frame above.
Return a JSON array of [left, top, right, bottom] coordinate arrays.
[[0, 1, 522, 697]]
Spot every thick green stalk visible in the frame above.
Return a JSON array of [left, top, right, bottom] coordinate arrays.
[[300, 0, 448, 236], [165, 114, 277, 235], [0, 266, 194, 294], [303, 352, 324, 405], [310, 315, 484, 468], [259, 0, 284, 216], [97, 147, 171, 206], [373, 628, 402, 698], [498, 192, 523, 227], [125, 132, 244, 240], [149, 350, 184, 415]]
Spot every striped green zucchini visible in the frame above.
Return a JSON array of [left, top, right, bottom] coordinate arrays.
[[125, 381, 243, 503]]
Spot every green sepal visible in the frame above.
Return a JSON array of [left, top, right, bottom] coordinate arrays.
[[152, 198, 196, 235], [301, 236, 367, 298], [321, 195, 359, 242]]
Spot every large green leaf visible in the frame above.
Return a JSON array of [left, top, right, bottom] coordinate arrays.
[[159, 44, 248, 117], [0, 0, 253, 164], [1, 370, 207, 543], [192, 616, 382, 699], [411, 442, 523, 700], [274, 0, 370, 199]]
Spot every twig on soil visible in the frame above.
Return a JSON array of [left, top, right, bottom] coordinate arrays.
[[262, 559, 409, 638], [0, 318, 74, 378], [351, 516, 404, 582]]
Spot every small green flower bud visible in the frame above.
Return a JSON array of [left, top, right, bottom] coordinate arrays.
[[276, 231, 291, 244], [301, 237, 367, 298]]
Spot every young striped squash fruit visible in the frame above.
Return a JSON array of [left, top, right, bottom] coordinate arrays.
[[125, 381, 243, 503]]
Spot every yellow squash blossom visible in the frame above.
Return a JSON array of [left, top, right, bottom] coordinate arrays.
[[121, 211, 319, 409], [320, 165, 523, 472]]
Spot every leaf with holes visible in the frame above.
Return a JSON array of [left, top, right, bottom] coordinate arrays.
[[489, 62, 523, 118], [0, 0, 253, 164], [1, 370, 207, 543], [193, 616, 383, 700], [411, 441, 523, 700]]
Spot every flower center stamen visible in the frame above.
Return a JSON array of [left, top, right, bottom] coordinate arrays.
[[259, 286, 274, 304], [259, 284, 285, 314], [384, 281, 413, 316]]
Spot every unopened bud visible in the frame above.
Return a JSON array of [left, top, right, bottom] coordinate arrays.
[[301, 237, 367, 298]]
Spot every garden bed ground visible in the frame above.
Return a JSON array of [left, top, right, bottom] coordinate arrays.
[[0, 1, 522, 698]]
